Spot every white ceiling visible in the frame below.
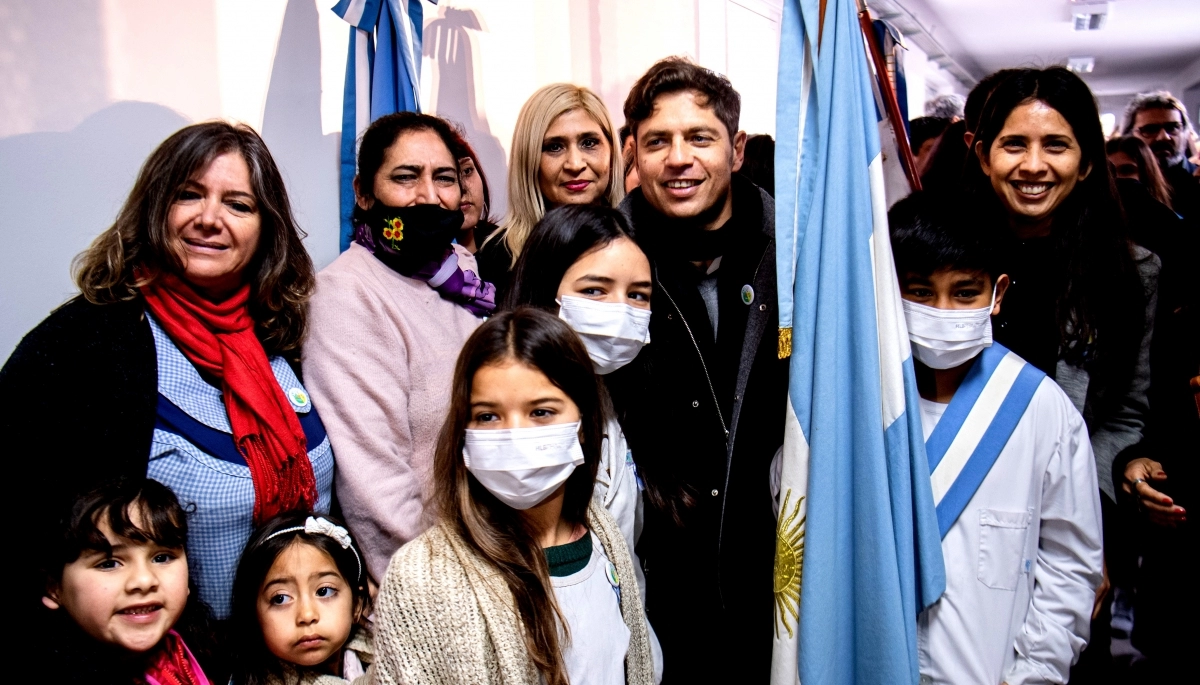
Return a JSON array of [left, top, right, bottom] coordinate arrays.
[[874, 0, 1200, 96]]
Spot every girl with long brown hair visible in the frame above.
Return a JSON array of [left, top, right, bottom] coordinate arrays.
[[370, 308, 655, 685]]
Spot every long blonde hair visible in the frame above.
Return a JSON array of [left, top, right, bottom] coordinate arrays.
[[499, 84, 624, 265]]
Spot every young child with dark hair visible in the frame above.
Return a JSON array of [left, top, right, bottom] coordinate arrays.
[[38, 477, 215, 684], [229, 512, 373, 685], [889, 191, 1103, 685]]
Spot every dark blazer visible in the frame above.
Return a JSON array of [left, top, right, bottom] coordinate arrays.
[[613, 176, 788, 683], [3, 297, 158, 634], [3, 297, 159, 509]]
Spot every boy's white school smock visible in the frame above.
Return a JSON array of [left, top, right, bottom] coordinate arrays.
[[916, 376, 1103, 685]]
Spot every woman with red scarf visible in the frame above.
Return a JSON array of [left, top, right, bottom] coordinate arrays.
[[2, 122, 332, 628]]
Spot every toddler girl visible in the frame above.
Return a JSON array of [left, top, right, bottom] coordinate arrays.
[[38, 477, 213, 684], [230, 512, 372, 685]]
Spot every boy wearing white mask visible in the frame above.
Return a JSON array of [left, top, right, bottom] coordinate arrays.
[[889, 192, 1103, 685]]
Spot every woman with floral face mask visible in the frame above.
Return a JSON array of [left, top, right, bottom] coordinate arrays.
[[371, 309, 656, 685], [303, 112, 496, 584]]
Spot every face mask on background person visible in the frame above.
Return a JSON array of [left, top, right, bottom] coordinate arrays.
[[557, 296, 652, 374], [902, 286, 996, 370], [462, 422, 585, 510]]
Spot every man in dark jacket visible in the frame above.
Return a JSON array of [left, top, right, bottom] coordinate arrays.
[[1122, 91, 1200, 226], [608, 57, 787, 683]]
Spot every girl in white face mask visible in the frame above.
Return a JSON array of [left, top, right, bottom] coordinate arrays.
[[505, 205, 653, 376], [370, 308, 657, 685], [503, 206, 663, 682]]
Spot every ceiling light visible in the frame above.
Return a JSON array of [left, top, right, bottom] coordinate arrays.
[[1067, 57, 1095, 73], [1071, 1, 1111, 31]]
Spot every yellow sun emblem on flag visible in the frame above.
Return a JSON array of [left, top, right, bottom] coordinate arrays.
[[774, 489, 806, 639], [381, 217, 404, 248]]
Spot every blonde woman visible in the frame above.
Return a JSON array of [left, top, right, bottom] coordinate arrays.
[[476, 84, 623, 296]]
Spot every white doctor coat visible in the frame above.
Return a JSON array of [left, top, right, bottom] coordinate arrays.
[[916, 376, 1103, 685]]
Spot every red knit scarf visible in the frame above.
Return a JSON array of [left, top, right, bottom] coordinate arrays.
[[142, 273, 316, 523]]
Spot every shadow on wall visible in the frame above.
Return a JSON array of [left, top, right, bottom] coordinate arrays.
[[0, 0, 110, 137], [261, 0, 341, 271], [425, 6, 510, 222], [0, 102, 190, 361]]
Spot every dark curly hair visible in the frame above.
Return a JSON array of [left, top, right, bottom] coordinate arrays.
[[623, 56, 741, 139], [73, 121, 315, 358]]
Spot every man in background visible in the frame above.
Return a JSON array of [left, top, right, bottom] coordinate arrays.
[[1122, 91, 1199, 225], [925, 92, 964, 121]]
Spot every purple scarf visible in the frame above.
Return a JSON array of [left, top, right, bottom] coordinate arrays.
[[353, 218, 496, 317]]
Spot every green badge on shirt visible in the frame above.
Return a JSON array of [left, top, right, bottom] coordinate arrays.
[[287, 387, 310, 409], [741, 284, 755, 305]]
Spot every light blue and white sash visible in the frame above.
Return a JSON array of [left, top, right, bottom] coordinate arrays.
[[926, 343, 1045, 537]]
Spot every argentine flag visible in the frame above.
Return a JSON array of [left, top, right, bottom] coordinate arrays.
[[332, 0, 434, 251], [770, 1, 945, 684]]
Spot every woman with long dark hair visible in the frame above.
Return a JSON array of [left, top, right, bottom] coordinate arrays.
[[371, 309, 655, 685], [969, 68, 1156, 505], [449, 130, 498, 254], [1107, 135, 1174, 209], [3, 122, 332, 621], [968, 70, 1159, 674]]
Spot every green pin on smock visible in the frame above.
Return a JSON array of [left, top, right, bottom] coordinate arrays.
[[741, 284, 755, 305]]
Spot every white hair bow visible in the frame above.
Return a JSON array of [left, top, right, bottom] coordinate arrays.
[[304, 516, 352, 548], [264, 516, 363, 582]]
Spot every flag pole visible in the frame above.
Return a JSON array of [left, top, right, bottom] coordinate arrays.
[[856, 0, 922, 191]]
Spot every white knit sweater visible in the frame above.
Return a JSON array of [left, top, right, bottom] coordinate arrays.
[[370, 501, 655, 685]]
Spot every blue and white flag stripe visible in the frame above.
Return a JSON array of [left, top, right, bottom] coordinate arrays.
[[773, 0, 816, 337], [332, 0, 433, 251], [927, 344, 1045, 537], [771, 1, 945, 684]]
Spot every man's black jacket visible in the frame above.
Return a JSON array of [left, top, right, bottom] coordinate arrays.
[[610, 176, 788, 682]]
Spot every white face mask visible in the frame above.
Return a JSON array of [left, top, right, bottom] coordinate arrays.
[[902, 286, 996, 370], [557, 296, 652, 375], [462, 421, 585, 510]]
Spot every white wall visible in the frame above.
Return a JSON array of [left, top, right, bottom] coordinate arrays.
[[0, 0, 783, 361], [899, 39, 966, 121]]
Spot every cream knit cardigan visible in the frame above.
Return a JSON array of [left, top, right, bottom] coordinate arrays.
[[371, 500, 655, 685]]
